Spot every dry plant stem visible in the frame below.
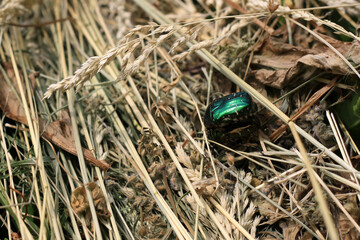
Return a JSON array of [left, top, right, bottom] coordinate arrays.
[[313, 170, 360, 234], [209, 142, 320, 235], [95, 167, 124, 240], [5, 17, 73, 27], [6, 33, 64, 239], [259, 138, 302, 211], [336, 118, 360, 155], [323, 170, 360, 192], [76, 107, 121, 239], [326, 111, 360, 201], [327, 111, 354, 165], [254, 165, 302, 191], [59, 151, 92, 239], [267, 158, 304, 211], [316, 78, 355, 90], [66, 89, 103, 240], [177, 81, 217, 239], [285, 16, 293, 45], [56, 162, 82, 240], [0, 120, 33, 239], [271, 80, 335, 141], [289, 122, 339, 240], [109, 125, 192, 240], [170, 81, 209, 239], [127, 77, 204, 209], [60, 4, 104, 235], [208, 197, 254, 240]]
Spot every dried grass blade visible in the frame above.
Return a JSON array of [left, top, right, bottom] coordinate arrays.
[[6, 32, 64, 239], [270, 79, 336, 141], [290, 122, 339, 240]]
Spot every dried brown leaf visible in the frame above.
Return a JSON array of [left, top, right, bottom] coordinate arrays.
[[0, 62, 110, 170], [251, 36, 359, 88]]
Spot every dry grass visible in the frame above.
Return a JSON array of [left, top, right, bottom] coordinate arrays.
[[1, 0, 360, 239]]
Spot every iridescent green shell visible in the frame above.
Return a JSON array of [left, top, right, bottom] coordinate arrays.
[[204, 92, 252, 128]]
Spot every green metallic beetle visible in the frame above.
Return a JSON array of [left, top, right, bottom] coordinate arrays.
[[204, 92, 254, 129]]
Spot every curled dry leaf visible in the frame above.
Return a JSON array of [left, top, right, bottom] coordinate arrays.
[[251, 36, 360, 89], [71, 182, 110, 226], [0, 62, 110, 170]]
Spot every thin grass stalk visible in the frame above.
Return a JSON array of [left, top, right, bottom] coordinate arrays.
[[316, 78, 355, 90], [287, 2, 360, 11], [60, 152, 90, 240], [69, 5, 149, 130], [6, 33, 64, 240], [170, 113, 205, 156], [57, 169, 82, 240], [96, 163, 123, 240], [9, 27, 48, 238], [1, 132, 22, 235], [156, 48, 220, 189], [66, 89, 103, 240], [326, 111, 360, 194], [127, 76, 205, 209], [53, 128, 88, 239], [61, 154, 93, 240], [75, 102, 122, 239], [124, 83, 208, 237], [92, 82, 192, 238], [313, 171, 360, 234], [0, 120, 33, 239], [294, 125, 360, 178], [39, 189, 48, 240], [290, 123, 339, 240], [323, 170, 360, 191], [62, 4, 106, 236], [29, 158, 42, 239], [116, 204, 137, 240]]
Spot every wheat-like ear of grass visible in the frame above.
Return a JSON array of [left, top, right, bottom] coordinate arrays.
[[43, 24, 178, 98]]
